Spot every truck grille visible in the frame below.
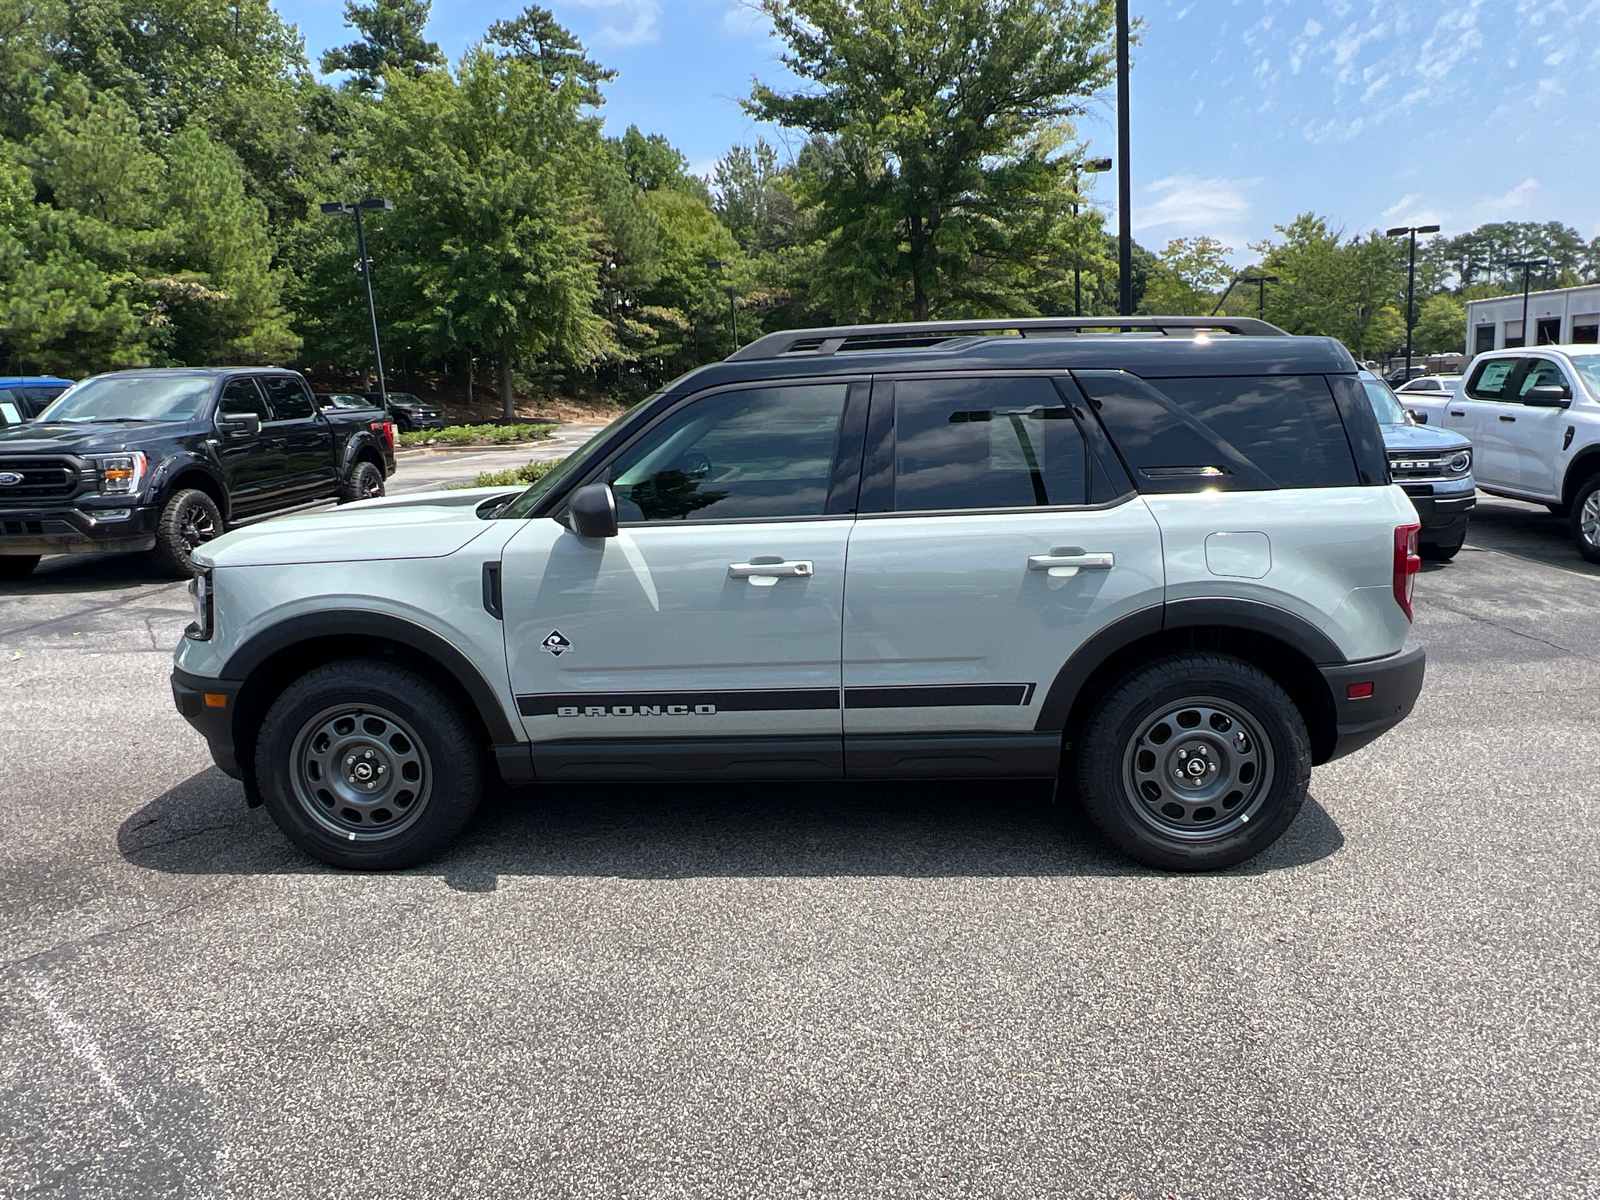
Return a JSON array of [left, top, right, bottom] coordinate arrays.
[[1387, 451, 1465, 484], [0, 457, 80, 499]]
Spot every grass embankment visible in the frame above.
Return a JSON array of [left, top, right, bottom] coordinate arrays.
[[446, 458, 565, 490], [397, 422, 554, 448]]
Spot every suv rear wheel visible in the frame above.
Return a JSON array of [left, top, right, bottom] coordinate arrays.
[[1074, 653, 1311, 871], [255, 659, 483, 869], [1570, 474, 1600, 564]]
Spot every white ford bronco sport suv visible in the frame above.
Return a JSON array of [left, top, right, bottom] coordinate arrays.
[[171, 317, 1426, 872]]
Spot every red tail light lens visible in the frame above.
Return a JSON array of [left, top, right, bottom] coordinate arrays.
[[371, 420, 396, 450], [1393, 523, 1421, 620]]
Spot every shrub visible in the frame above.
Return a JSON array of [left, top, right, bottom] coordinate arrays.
[[398, 422, 554, 448], [446, 457, 565, 489]]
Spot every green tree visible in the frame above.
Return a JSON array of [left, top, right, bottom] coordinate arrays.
[[486, 5, 615, 105], [321, 0, 444, 92], [1253, 216, 1405, 359], [1142, 237, 1231, 315], [746, 0, 1117, 321], [1412, 293, 1466, 356], [361, 49, 604, 418]]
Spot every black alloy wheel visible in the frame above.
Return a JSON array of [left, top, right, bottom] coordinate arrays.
[[255, 659, 483, 869], [1074, 653, 1312, 871], [338, 460, 386, 505], [151, 488, 223, 579]]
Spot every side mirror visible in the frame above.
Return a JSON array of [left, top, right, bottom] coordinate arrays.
[[567, 482, 618, 538], [1407, 409, 1428, 424], [1523, 385, 1572, 408], [216, 411, 261, 438]]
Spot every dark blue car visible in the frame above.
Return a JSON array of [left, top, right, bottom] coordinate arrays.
[[0, 376, 73, 423]]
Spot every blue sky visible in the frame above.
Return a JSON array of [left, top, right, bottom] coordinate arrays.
[[275, 1, 1600, 262]]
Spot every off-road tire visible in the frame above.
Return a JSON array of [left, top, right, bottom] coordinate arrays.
[[1419, 537, 1463, 562], [255, 659, 483, 869], [151, 488, 223, 579], [338, 460, 385, 505], [0, 554, 40, 580], [1571, 474, 1600, 564], [1074, 653, 1312, 871]]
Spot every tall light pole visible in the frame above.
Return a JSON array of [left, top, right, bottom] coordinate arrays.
[[1508, 257, 1553, 348], [1116, 0, 1132, 317], [1208, 272, 1276, 318], [1386, 223, 1440, 378], [707, 259, 738, 351], [320, 198, 394, 406], [1070, 156, 1113, 316]]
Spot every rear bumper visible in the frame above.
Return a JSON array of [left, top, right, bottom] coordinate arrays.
[[171, 667, 245, 779], [0, 504, 159, 556], [1319, 641, 1426, 761]]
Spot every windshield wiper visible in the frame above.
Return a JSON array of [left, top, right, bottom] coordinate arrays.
[[68, 417, 153, 424]]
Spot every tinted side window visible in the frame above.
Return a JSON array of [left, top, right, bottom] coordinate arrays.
[[1151, 375, 1357, 489], [260, 375, 313, 420], [1467, 359, 1518, 400], [1517, 358, 1571, 399], [218, 378, 269, 420], [890, 377, 1087, 511], [608, 384, 848, 522]]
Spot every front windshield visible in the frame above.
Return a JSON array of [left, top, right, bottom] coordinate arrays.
[[1569, 356, 1600, 399], [1361, 376, 1411, 426], [497, 402, 651, 519], [39, 375, 214, 423]]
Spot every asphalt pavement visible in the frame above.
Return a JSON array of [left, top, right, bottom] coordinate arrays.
[[1, 479, 1596, 1199]]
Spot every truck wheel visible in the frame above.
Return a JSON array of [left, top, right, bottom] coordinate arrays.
[[1074, 653, 1311, 871], [255, 659, 482, 869], [0, 554, 40, 581], [1572, 475, 1600, 564], [151, 488, 223, 578], [338, 460, 385, 505]]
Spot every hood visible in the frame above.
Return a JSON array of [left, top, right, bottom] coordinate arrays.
[[1379, 422, 1471, 453], [197, 486, 525, 568], [0, 420, 193, 454]]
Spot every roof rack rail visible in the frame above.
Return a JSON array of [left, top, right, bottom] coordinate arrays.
[[726, 315, 1288, 362]]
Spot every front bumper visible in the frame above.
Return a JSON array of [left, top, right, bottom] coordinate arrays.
[[172, 667, 245, 780], [1401, 485, 1476, 544], [1319, 641, 1426, 761], [399, 412, 446, 431], [0, 503, 159, 556]]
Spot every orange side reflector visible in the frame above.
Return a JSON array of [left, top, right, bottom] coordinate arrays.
[[204, 693, 229, 708]]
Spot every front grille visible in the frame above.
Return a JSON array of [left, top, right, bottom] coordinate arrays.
[[0, 456, 80, 499], [1388, 452, 1462, 484], [0, 517, 75, 536]]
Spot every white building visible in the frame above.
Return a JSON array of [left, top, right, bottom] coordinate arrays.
[[1465, 285, 1600, 355]]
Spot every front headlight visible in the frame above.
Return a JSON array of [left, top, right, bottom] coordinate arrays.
[[93, 452, 147, 495], [186, 568, 213, 640], [1446, 449, 1472, 476]]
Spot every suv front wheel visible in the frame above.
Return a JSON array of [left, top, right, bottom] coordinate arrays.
[[255, 659, 483, 869], [1075, 653, 1311, 871]]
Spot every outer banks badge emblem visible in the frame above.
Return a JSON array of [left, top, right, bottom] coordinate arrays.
[[540, 630, 573, 656]]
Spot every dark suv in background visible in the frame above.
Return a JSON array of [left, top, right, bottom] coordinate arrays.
[[366, 391, 445, 433]]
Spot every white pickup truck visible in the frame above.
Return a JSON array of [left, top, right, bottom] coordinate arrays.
[[1404, 346, 1600, 562]]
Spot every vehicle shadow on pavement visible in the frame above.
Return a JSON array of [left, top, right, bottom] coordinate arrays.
[[117, 768, 1345, 885], [0, 553, 181, 596]]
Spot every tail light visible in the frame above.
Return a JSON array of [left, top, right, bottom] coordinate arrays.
[[1393, 523, 1421, 620], [371, 420, 396, 450]]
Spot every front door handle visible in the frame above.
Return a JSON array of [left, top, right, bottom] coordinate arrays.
[[1449, 410, 1465, 417], [1499, 414, 1517, 423], [729, 559, 814, 587], [1028, 550, 1114, 578]]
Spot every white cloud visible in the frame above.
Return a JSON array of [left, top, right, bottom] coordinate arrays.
[[570, 0, 660, 47], [1473, 177, 1542, 221], [1381, 193, 1447, 228], [1133, 176, 1258, 237]]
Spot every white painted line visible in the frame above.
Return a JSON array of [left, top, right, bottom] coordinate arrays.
[[25, 975, 144, 1126]]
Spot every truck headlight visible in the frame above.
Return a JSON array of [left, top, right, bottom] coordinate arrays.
[[186, 568, 213, 640], [1445, 450, 1472, 475], [93, 452, 147, 495]]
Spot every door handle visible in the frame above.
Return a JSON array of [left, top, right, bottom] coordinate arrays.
[[729, 559, 813, 587], [1499, 415, 1516, 423], [1028, 550, 1114, 578], [1449, 410, 1464, 417]]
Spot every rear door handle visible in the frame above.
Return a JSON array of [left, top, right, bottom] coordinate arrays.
[[1499, 415, 1517, 423], [1449, 410, 1465, 417], [729, 559, 813, 587], [1028, 550, 1114, 578]]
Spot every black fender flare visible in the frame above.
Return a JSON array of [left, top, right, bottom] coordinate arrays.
[[223, 610, 520, 744], [148, 453, 231, 521], [338, 429, 391, 481], [1562, 444, 1600, 506], [1032, 599, 1345, 733]]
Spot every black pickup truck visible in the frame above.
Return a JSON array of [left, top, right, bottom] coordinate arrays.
[[0, 367, 395, 580]]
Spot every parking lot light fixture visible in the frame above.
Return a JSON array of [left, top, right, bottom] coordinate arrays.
[[1069, 156, 1113, 316], [1386, 224, 1441, 376], [320, 198, 395, 406], [708, 259, 739, 351], [1508, 258, 1554, 348]]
